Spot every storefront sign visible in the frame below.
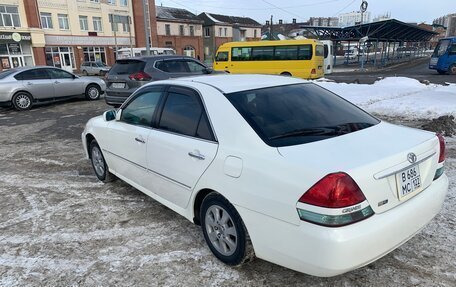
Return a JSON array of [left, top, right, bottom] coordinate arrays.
[[0, 32, 32, 42]]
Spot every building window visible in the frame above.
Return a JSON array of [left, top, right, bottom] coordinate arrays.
[[120, 0, 128, 6], [90, 0, 100, 3], [204, 27, 210, 37], [254, 29, 257, 38], [107, 0, 116, 4], [93, 16, 102, 31], [40, 12, 53, 29], [122, 21, 130, 32], [240, 30, 246, 41], [190, 25, 194, 36], [83, 47, 106, 63], [165, 24, 171, 36], [45, 47, 75, 69], [219, 27, 222, 37], [79, 16, 88, 31], [0, 5, 21, 28], [165, 41, 173, 47], [179, 25, 184, 36], [58, 14, 69, 30], [224, 27, 227, 37]]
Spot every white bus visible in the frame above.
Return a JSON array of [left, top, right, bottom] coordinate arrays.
[[117, 47, 176, 59], [321, 40, 334, 74]]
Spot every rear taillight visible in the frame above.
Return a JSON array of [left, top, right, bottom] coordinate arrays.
[[311, 68, 316, 74], [129, 71, 152, 81], [434, 133, 446, 180], [297, 172, 374, 227], [437, 133, 445, 163]]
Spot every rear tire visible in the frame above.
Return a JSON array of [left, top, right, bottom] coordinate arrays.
[[449, 65, 456, 75], [89, 140, 115, 183], [12, 92, 33, 111], [200, 192, 255, 266], [280, 72, 292, 76], [85, 84, 101, 101]]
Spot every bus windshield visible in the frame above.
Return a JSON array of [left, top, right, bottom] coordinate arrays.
[[433, 40, 450, 57]]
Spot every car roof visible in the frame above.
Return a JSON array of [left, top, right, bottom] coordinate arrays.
[[118, 55, 199, 62], [174, 74, 307, 94]]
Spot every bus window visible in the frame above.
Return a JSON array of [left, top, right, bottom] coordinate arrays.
[[298, 45, 312, 60], [450, 44, 456, 55], [232, 47, 252, 61], [324, 45, 329, 58], [251, 47, 274, 60], [216, 51, 229, 62], [316, 45, 324, 57], [274, 46, 298, 60]]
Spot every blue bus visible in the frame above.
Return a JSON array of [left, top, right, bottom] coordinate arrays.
[[429, 37, 456, 75]]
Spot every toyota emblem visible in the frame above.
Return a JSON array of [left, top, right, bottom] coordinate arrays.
[[407, 153, 417, 164]]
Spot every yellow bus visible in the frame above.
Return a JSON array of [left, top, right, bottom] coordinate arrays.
[[213, 39, 325, 79]]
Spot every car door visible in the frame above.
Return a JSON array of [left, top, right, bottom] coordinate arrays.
[[48, 68, 84, 98], [145, 86, 218, 208], [18, 68, 54, 99], [102, 86, 165, 188]]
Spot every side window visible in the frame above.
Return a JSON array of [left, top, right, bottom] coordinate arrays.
[[298, 45, 313, 60], [251, 47, 274, 60], [156, 60, 188, 73], [231, 47, 252, 61], [274, 46, 298, 60], [49, 69, 73, 79], [158, 88, 214, 141], [15, 69, 50, 80], [121, 89, 163, 126], [215, 51, 228, 62], [186, 60, 206, 73], [449, 44, 456, 55]]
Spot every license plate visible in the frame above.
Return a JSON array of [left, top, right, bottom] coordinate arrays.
[[396, 165, 421, 198], [111, 82, 126, 89]]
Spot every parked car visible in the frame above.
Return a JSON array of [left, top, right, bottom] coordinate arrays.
[[0, 67, 106, 111], [104, 55, 214, 106], [80, 61, 110, 76], [82, 74, 448, 277]]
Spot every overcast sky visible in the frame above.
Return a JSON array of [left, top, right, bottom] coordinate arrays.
[[157, 0, 453, 24]]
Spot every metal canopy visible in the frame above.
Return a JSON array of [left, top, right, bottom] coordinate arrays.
[[299, 19, 437, 42]]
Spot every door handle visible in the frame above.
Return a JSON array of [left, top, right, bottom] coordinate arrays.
[[188, 151, 205, 160], [135, 137, 146, 144], [26, 82, 33, 85], [54, 81, 60, 84]]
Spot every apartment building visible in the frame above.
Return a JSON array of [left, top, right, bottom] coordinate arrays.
[[339, 11, 371, 27], [198, 12, 261, 64], [37, 0, 135, 72], [0, 0, 45, 71], [155, 6, 203, 59]]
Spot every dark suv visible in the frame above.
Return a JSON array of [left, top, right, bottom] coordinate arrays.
[[105, 55, 213, 106]]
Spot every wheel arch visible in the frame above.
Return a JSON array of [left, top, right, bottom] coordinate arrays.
[[13, 90, 34, 100], [193, 188, 217, 225], [85, 133, 96, 158]]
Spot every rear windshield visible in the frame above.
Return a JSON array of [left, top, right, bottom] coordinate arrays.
[[0, 69, 17, 79], [225, 83, 379, 147], [110, 60, 145, 75]]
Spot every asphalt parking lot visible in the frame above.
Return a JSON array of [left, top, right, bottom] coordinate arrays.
[[0, 98, 455, 286]]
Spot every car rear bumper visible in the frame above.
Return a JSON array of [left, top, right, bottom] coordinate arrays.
[[236, 174, 448, 277], [105, 90, 134, 106]]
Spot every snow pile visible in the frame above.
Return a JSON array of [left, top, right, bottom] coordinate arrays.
[[317, 77, 456, 119]]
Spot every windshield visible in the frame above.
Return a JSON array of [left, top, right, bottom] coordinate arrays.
[[225, 83, 379, 147], [432, 39, 451, 57], [110, 60, 145, 75]]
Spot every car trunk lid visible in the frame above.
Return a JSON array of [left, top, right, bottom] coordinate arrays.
[[278, 121, 440, 213]]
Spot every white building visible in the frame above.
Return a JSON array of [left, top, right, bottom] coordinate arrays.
[[338, 11, 371, 27]]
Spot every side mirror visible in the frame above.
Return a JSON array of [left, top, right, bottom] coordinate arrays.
[[103, 109, 116, 121], [203, 67, 213, 74]]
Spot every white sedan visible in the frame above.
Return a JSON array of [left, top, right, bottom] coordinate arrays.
[[81, 75, 448, 277]]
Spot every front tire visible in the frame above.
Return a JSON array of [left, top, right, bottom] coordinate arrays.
[[201, 193, 255, 266], [85, 84, 101, 101], [449, 65, 456, 75], [89, 140, 115, 183], [12, 92, 33, 111]]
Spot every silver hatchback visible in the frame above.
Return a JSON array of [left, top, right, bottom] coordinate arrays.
[[80, 61, 111, 76], [0, 66, 106, 111]]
